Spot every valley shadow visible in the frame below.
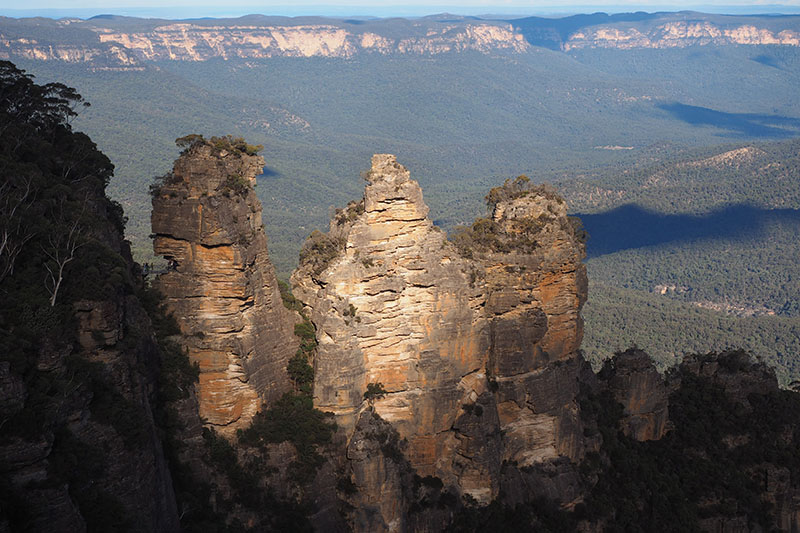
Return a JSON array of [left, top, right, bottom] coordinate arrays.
[[577, 203, 800, 258], [658, 103, 800, 138], [751, 54, 783, 69], [509, 12, 658, 50], [258, 165, 281, 178]]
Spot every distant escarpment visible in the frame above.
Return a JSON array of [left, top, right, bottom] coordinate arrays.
[[291, 155, 591, 529], [512, 12, 800, 50], [0, 16, 527, 66], [2, 12, 798, 67], [151, 135, 297, 436]]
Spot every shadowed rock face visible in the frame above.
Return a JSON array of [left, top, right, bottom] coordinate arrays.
[[292, 155, 589, 528], [152, 139, 297, 436], [600, 348, 670, 441]]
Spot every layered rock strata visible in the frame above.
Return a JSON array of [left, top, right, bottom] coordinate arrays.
[[152, 138, 297, 436], [0, 19, 527, 66], [292, 155, 589, 529], [565, 22, 800, 50], [2, 14, 799, 68]]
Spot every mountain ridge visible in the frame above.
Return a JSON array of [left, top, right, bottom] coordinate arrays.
[[2, 11, 800, 67]]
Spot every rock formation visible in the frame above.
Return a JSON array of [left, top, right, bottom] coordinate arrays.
[[292, 155, 590, 529], [151, 136, 297, 436], [599, 348, 669, 441]]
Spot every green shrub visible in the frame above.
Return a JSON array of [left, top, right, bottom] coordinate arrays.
[[364, 382, 387, 402], [220, 173, 251, 196], [288, 350, 314, 393], [238, 393, 336, 484], [485, 175, 564, 210], [334, 200, 365, 226], [298, 230, 345, 276]]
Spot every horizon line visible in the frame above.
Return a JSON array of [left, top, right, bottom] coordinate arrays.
[[4, 4, 800, 21]]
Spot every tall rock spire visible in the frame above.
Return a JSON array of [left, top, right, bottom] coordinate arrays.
[[292, 156, 589, 530]]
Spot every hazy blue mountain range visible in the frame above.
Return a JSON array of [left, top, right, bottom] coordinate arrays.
[[3, 10, 798, 380]]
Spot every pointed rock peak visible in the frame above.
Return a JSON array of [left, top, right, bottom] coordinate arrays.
[[363, 154, 429, 222], [367, 153, 410, 184]]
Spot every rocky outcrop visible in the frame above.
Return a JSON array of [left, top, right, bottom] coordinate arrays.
[[152, 136, 297, 436], [598, 348, 669, 441], [292, 154, 487, 480], [480, 180, 589, 468], [292, 155, 589, 529]]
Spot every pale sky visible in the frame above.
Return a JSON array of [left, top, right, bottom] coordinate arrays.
[[2, 0, 799, 18]]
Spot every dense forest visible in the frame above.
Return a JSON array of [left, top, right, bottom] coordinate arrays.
[[7, 26, 800, 385]]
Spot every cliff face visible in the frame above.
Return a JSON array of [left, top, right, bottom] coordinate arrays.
[[92, 22, 527, 61], [292, 155, 589, 529], [0, 19, 527, 66], [565, 21, 800, 50], [599, 348, 669, 441], [151, 137, 297, 436], [1, 13, 798, 67]]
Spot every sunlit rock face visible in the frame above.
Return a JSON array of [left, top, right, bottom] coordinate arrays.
[[0, 20, 528, 66], [152, 139, 297, 436], [292, 154, 487, 473], [292, 155, 589, 529], [565, 22, 800, 50]]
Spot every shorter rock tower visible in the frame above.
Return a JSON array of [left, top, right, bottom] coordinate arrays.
[[151, 136, 297, 436]]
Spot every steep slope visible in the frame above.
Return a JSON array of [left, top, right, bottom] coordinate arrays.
[[0, 61, 179, 531], [151, 135, 297, 436]]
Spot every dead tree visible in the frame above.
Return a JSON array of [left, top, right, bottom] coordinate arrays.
[[42, 196, 87, 307], [0, 177, 35, 284]]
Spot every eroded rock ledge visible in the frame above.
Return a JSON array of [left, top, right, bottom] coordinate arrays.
[[151, 136, 297, 436]]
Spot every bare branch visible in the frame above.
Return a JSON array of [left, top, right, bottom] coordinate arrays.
[[41, 194, 88, 306], [0, 176, 36, 284]]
